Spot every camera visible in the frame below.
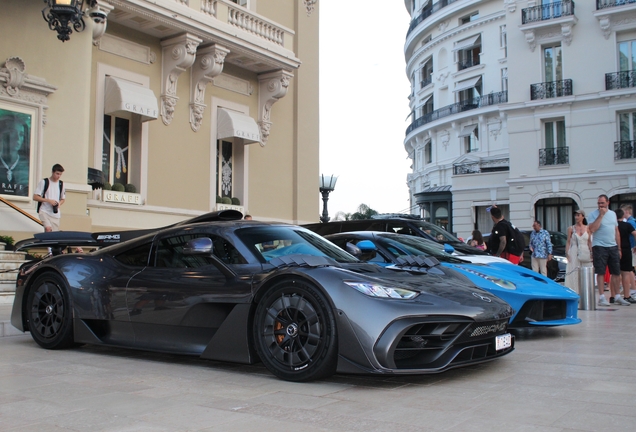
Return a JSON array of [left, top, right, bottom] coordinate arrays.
[[89, 10, 107, 24]]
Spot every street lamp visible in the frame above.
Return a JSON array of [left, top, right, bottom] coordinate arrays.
[[319, 174, 338, 223], [41, 0, 100, 42]]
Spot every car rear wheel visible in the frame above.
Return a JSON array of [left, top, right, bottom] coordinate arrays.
[[254, 279, 338, 382], [26, 272, 75, 350]]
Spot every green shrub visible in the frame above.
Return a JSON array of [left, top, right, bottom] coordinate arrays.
[[112, 183, 125, 192], [231, 197, 241, 205], [102, 182, 112, 190], [125, 183, 137, 193], [221, 197, 232, 204], [216, 195, 223, 203], [0, 235, 14, 246]]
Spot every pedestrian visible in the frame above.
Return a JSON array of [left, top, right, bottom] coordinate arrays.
[[616, 208, 636, 303], [244, 214, 252, 220], [529, 220, 553, 276], [487, 206, 523, 265], [587, 194, 624, 306], [620, 204, 636, 300], [33, 163, 65, 232], [564, 209, 593, 294], [469, 229, 486, 250]]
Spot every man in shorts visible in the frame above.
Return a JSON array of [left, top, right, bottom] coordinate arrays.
[[587, 194, 623, 306], [619, 204, 636, 300], [33, 164, 65, 232], [616, 208, 636, 303]]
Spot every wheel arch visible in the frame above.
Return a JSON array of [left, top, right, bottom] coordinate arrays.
[[19, 266, 71, 331]]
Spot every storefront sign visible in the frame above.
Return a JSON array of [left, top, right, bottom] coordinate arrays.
[[103, 191, 142, 205]]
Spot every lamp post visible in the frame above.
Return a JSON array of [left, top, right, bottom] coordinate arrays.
[[319, 174, 338, 223], [42, 0, 100, 42]]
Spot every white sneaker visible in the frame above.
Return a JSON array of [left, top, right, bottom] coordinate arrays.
[[598, 297, 610, 307], [615, 296, 631, 306], [631, 292, 636, 300]]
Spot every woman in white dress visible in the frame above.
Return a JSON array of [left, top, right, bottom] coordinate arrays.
[[564, 209, 593, 294]]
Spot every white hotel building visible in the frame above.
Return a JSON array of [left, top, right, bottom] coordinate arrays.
[[404, 0, 636, 239]]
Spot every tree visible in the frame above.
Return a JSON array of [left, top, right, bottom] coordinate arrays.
[[350, 203, 378, 220]]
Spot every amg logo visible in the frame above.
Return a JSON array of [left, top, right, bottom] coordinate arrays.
[[96, 234, 121, 240], [470, 322, 507, 337]]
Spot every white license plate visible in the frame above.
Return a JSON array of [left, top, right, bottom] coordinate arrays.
[[495, 333, 512, 351]]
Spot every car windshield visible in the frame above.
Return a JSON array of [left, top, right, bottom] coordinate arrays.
[[550, 231, 567, 247], [376, 234, 467, 263], [410, 221, 461, 243], [235, 226, 359, 264]]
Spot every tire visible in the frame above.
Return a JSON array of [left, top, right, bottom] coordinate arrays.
[[253, 279, 338, 382], [26, 272, 75, 350]]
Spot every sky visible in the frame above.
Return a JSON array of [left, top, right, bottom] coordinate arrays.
[[318, 0, 413, 218]]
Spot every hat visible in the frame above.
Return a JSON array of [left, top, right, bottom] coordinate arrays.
[[574, 209, 585, 216]]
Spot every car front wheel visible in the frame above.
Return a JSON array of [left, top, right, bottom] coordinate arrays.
[[253, 279, 338, 382]]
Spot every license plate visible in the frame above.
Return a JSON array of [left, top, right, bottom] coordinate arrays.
[[495, 333, 512, 351]]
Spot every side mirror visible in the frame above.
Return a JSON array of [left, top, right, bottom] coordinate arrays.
[[443, 243, 455, 254], [356, 240, 377, 251], [183, 237, 213, 255]]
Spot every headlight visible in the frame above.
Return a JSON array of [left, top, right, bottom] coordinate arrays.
[[344, 281, 419, 299], [553, 255, 567, 264], [459, 267, 517, 290]]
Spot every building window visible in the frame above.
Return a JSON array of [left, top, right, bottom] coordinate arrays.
[[460, 12, 479, 25], [421, 34, 432, 46], [423, 95, 434, 115], [617, 111, 636, 159], [102, 115, 134, 188], [544, 45, 562, 83], [541, 119, 568, 165], [457, 39, 481, 71], [535, 197, 576, 233], [421, 57, 433, 88], [425, 141, 432, 164], [459, 125, 479, 154], [501, 68, 508, 92], [618, 39, 636, 72], [457, 78, 482, 105], [229, 0, 248, 6], [500, 25, 507, 58], [216, 140, 234, 199]]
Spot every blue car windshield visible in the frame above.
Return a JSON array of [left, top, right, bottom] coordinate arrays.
[[235, 226, 359, 264], [377, 234, 467, 263], [409, 221, 461, 243]]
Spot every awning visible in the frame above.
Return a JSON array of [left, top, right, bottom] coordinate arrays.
[[104, 76, 158, 123], [454, 76, 482, 92], [217, 108, 261, 144], [458, 124, 478, 138], [87, 168, 105, 190], [453, 34, 481, 51]]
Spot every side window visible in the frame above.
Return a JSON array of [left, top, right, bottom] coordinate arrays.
[[387, 223, 416, 236], [115, 242, 152, 267], [154, 233, 246, 268]]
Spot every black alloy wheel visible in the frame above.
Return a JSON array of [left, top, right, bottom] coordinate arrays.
[[254, 279, 338, 382], [26, 272, 75, 350]]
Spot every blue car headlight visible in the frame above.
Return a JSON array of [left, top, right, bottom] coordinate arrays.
[[459, 267, 517, 290], [344, 281, 419, 299]]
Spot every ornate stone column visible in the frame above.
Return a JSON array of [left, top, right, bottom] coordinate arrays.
[[189, 44, 230, 132]]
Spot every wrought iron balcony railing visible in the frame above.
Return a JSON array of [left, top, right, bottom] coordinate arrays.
[[406, 91, 508, 135], [605, 71, 636, 90], [522, 1, 575, 25], [407, 0, 459, 36], [530, 79, 573, 100], [539, 147, 569, 166], [453, 158, 510, 175], [597, 0, 636, 10], [458, 56, 480, 71], [614, 140, 636, 160]]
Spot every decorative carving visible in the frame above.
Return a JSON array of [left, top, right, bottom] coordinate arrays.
[[0, 57, 57, 103], [503, 0, 516, 13], [160, 33, 202, 125], [438, 20, 449, 32], [488, 119, 502, 141], [439, 130, 450, 150], [524, 30, 536, 52], [561, 23, 573, 46], [189, 44, 230, 132], [436, 71, 450, 86], [304, 0, 317, 16], [257, 70, 293, 146], [89, 1, 114, 46], [1, 57, 25, 96], [598, 15, 611, 40]]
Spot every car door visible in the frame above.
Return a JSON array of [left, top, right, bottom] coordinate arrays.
[[126, 229, 251, 354]]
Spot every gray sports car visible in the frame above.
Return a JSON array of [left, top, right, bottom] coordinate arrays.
[[12, 212, 514, 382]]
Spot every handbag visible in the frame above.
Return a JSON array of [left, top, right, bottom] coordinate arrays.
[[575, 229, 592, 263]]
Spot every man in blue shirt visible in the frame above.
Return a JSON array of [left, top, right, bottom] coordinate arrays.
[[588, 194, 624, 306], [529, 220, 553, 276]]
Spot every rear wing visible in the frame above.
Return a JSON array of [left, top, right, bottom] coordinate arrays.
[[14, 231, 98, 252]]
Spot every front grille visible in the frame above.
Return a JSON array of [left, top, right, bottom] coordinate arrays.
[[392, 321, 469, 368], [512, 300, 566, 326]]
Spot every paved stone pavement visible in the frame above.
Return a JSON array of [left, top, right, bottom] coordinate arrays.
[[1, 304, 636, 431]]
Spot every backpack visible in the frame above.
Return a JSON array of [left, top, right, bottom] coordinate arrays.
[[36, 178, 63, 213], [505, 221, 525, 256]]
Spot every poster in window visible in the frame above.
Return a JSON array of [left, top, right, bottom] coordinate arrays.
[[0, 106, 32, 197]]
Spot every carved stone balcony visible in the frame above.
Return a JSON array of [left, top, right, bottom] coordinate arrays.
[[597, 0, 636, 9], [615, 140, 636, 160], [595, 0, 636, 39], [406, 91, 507, 135], [520, 1, 577, 51], [539, 147, 569, 166], [530, 79, 572, 100], [605, 71, 636, 90], [522, 1, 575, 24], [407, 0, 459, 36], [453, 157, 510, 175]]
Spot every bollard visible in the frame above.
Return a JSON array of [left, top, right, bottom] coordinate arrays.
[[578, 266, 596, 311]]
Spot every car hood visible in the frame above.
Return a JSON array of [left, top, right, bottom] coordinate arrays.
[[445, 262, 578, 299]]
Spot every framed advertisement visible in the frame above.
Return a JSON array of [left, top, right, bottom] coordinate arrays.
[[0, 103, 35, 198]]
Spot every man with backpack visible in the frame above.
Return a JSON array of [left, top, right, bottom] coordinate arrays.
[[33, 163, 65, 232], [487, 205, 524, 265]]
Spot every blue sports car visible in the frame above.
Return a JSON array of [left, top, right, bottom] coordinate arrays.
[[325, 231, 581, 328]]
